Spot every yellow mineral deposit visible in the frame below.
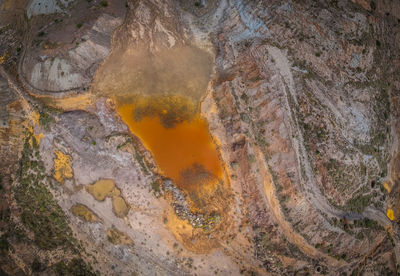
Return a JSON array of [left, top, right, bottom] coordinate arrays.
[[112, 196, 130, 218], [28, 130, 44, 149], [30, 111, 40, 125], [0, 52, 7, 64], [27, 112, 44, 148], [387, 208, 394, 221], [383, 181, 393, 193], [86, 179, 117, 201], [71, 204, 99, 222], [5, 101, 27, 147], [86, 179, 129, 217], [165, 208, 220, 253], [53, 150, 73, 183]]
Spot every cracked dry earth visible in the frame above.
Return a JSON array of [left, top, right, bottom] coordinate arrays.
[[0, 0, 400, 275]]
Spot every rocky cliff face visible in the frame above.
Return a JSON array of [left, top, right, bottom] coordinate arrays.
[[0, 0, 399, 275]]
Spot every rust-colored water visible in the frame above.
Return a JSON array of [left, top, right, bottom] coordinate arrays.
[[117, 103, 223, 189]]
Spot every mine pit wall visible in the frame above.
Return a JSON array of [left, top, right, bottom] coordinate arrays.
[[202, 0, 400, 273]]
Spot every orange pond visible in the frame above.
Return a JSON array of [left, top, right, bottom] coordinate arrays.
[[117, 104, 223, 189]]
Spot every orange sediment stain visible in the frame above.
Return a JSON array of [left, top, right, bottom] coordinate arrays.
[[117, 103, 223, 191], [40, 93, 95, 111]]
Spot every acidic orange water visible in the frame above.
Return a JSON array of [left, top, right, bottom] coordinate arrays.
[[117, 103, 223, 192]]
